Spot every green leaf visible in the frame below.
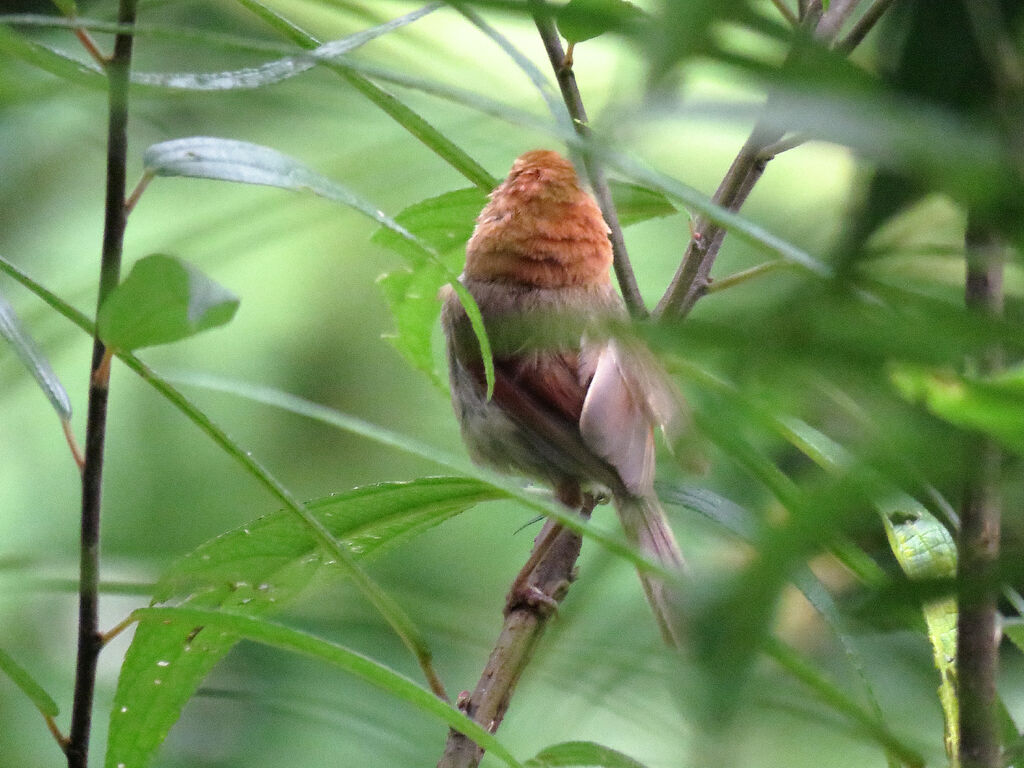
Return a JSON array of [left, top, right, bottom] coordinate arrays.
[[372, 188, 487, 383], [377, 265, 447, 388], [556, 0, 645, 44], [131, 4, 440, 90], [608, 180, 676, 227], [129, 607, 526, 768], [96, 254, 238, 351], [0, 646, 59, 718], [371, 187, 486, 269], [525, 740, 647, 767], [107, 478, 503, 768], [0, 291, 72, 419]]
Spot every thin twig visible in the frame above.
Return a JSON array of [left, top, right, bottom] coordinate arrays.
[[531, 11, 648, 318], [437, 500, 596, 768], [65, 1, 136, 766], [61, 419, 85, 473], [835, 0, 897, 54], [704, 259, 794, 294], [957, 221, 1004, 768], [73, 27, 108, 67]]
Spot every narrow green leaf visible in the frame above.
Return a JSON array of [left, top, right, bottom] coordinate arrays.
[[96, 254, 239, 351], [0, 646, 59, 718], [0, 291, 72, 419], [556, 0, 645, 44], [232, 0, 496, 190], [0, 23, 104, 88], [525, 740, 647, 768], [607, 180, 677, 226], [131, 4, 440, 91], [143, 136, 437, 260], [131, 607, 526, 768], [108, 478, 500, 768]]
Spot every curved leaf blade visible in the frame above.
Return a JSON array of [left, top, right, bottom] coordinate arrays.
[[0, 646, 59, 718], [131, 4, 440, 91], [0, 291, 72, 419]]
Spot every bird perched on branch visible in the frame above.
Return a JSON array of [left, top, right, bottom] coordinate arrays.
[[440, 149, 686, 646]]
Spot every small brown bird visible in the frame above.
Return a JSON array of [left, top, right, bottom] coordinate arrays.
[[441, 149, 685, 646]]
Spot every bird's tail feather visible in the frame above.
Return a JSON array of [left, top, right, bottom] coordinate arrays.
[[614, 493, 685, 648]]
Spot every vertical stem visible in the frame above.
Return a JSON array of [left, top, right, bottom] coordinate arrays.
[[957, 221, 1004, 768], [65, 2, 137, 766], [532, 12, 647, 318]]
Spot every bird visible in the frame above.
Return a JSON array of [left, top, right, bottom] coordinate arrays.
[[440, 149, 685, 647]]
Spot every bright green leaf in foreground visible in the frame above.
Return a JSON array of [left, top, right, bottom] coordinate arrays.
[[106, 477, 503, 768], [556, 0, 645, 45], [131, 606, 525, 768], [97, 254, 238, 351]]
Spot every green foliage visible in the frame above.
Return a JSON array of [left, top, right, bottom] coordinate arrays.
[[97, 254, 239, 351], [2, 0, 1024, 766]]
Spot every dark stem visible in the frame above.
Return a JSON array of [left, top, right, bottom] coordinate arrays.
[[65, 3, 136, 766], [957, 222, 1004, 768], [532, 12, 648, 318], [437, 498, 595, 768]]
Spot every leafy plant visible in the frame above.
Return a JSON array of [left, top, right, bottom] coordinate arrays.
[[0, 1, 1021, 767]]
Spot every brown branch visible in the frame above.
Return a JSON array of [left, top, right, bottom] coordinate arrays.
[[437, 499, 595, 768], [532, 12, 648, 318], [65, 1, 137, 766], [957, 221, 1004, 768], [655, 0, 894, 320]]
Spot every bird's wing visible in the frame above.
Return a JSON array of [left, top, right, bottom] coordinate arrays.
[[578, 341, 657, 496]]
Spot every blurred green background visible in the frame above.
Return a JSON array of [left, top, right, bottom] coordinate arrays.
[[1, 1, 1017, 766]]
